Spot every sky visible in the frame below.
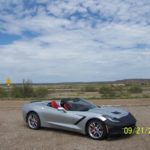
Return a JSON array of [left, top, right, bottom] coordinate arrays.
[[0, 0, 150, 83]]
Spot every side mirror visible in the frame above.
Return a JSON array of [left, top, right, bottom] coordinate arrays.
[[57, 107, 67, 113]]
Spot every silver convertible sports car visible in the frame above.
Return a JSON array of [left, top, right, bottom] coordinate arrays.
[[22, 98, 136, 140]]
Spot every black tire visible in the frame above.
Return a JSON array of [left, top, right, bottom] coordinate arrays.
[[27, 112, 41, 130], [86, 119, 107, 140]]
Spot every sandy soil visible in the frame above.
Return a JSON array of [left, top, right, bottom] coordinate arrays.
[[0, 100, 150, 150]]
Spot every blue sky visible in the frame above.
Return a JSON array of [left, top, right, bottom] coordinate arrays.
[[0, 0, 150, 83]]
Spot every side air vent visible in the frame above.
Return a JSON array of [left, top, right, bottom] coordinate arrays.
[[112, 111, 121, 114]]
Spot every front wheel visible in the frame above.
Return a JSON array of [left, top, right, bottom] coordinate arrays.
[[87, 119, 107, 140], [27, 112, 41, 129]]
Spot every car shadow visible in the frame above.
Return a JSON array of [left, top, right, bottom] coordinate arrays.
[[41, 127, 86, 138], [39, 127, 135, 141], [106, 133, 136, 141], [22, 122, 135, 141]]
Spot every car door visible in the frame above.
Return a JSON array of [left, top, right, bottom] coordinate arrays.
[[42, 105, 83, 127]]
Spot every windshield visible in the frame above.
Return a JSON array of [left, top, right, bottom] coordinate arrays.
[[61, 98, 96, 111]]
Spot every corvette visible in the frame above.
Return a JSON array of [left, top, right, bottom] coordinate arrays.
[[22, 98, 136, 140]]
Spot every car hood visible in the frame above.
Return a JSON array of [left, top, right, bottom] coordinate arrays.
[[88, 106, 129, 118]]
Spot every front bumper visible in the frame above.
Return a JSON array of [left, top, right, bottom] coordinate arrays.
[[106, 123, 136, 135], [105, 113, 136, 135]]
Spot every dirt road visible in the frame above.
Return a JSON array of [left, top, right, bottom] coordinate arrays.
[[0, 100, 150, 150]]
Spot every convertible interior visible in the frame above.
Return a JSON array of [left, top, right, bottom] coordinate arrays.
[[48, 98, 96, 111]]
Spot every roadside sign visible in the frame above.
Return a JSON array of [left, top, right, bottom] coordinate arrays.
[[6, 78, 11, 87]]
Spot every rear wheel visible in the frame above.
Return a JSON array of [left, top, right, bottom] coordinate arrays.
[[27, 112, 40, 129], [87, 119, 107, 140]]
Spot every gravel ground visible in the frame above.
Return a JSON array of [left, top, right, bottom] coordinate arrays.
[[0, 100, 150, 150]]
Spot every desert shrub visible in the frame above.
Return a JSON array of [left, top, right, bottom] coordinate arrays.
[[22, 80, 34, 97], [0, 87, 8, 97], [99, 86, 116, 98], [83, 85, 97, 92], [34, 87, 49, 98], [128, 86, 143, 93], [11, 80, 34, 98], [11, 80, 49, 98], [11, 86, 24, 98]]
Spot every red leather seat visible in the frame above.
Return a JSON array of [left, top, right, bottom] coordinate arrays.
[[64, 103, 71, 110], [51, 100, 59, 109]]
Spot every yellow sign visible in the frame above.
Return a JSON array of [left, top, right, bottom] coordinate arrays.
[[6, 78, 11, 87]]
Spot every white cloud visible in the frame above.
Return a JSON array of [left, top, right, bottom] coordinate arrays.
[[0, 0, 150, 82]]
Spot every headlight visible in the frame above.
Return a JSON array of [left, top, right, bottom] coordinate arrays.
[[102, 115, 120, 122]]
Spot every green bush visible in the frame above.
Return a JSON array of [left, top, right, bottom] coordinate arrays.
[[0, 87, 8, 98], [34, 87, 49, 98], [11, 80, 49, 98], [22, 80, 34, 97], [11, 80, 34, 98], [83, 86, 97, 92], [99, 86, 116, 98], [11, 86, 24, 98], [128, 86, 143, 93]]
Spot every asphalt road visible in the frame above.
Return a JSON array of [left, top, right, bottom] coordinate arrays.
[[0, 101, 150, 150]]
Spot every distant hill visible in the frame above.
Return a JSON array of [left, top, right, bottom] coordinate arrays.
[[114, 79, 150, 84]]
